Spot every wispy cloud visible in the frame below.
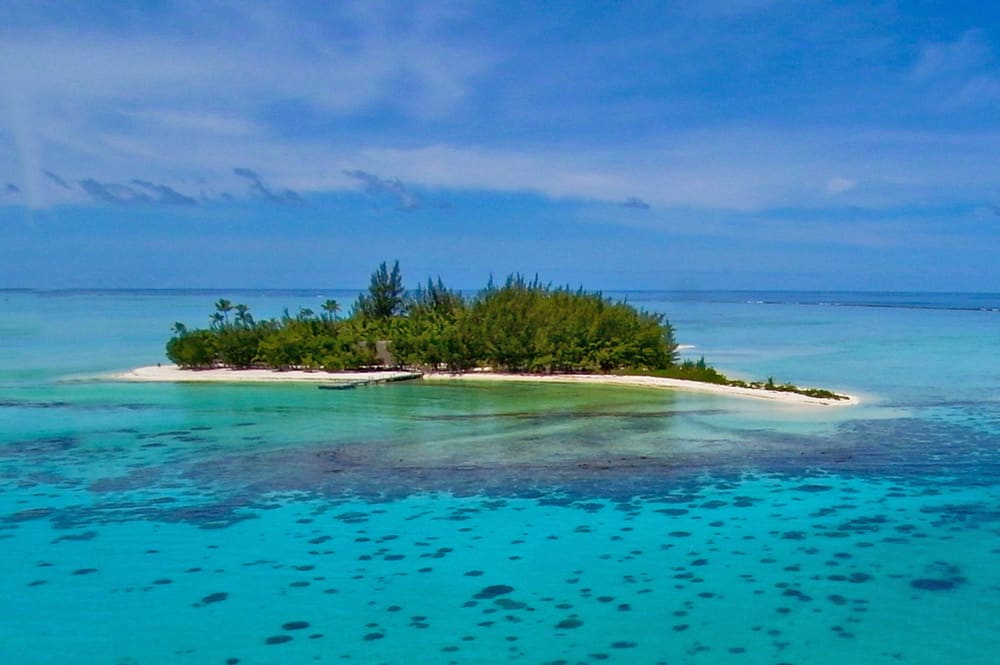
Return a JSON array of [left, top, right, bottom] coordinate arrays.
[[130, 179, 197, 206], [825, 176, 857, 195], [79, 179, 150, 205], [621, 196, 650, 210], [912, 30, 992, 80], [5, 184, 21, 194], [233, 168, 304, 206], [122, 109, 260, 136], [911, 29, 1000, 108], [78, 178, 197, 206], [342, 169, 422, 210], [43, 170, 71, 189], [356, 129, 1000, 212], [0, 9, 493, 117], [0, 3, 495, 199], [0, 2, 998, 223]]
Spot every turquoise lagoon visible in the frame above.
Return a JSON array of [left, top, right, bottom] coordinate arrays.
[[1, 290, 999, 664]]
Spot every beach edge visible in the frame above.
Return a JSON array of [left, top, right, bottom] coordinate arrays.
[[108, 365, 858, 406]]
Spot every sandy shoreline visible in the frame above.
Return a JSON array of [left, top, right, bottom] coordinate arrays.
[[110, 365, 420, 384], [110, 365, 856, 406], [422, 372, 855, 406]]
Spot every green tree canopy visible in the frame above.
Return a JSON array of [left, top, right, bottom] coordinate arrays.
[[166, 262, 678, 375], [354, 260, 406, 320]]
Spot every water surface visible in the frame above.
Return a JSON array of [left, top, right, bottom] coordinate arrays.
[[2, 289, 998, 664]]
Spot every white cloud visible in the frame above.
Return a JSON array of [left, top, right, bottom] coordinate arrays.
[[7, 122, 1000, 214], [825, 176, 857, 195], [911, 30, 992, 81], [122, 110, 260, 136], [0, 4, 494, 116], [0, 1, 497, 205], [2, 4, 999, 217], [910, 29, 1000, 108], [351, 129, 1000, 211]]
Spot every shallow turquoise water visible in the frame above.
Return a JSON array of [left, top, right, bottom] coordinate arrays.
[[2, 290, 999, 664]]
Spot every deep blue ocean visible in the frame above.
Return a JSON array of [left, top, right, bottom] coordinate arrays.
[[1, 289, 998, 664]]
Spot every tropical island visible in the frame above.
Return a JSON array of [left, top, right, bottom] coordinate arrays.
[[124, 262, 851, 404]]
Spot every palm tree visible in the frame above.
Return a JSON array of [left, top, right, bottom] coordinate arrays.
[[214, 298, 233, 326], [321, 299, 341, 322], [234, 303, 253, 328], [298, 307, 315, 321], [209, 312, 224, 329], [171, 322, 188, 336]]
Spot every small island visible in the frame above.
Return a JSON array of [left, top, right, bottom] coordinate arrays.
[[137, 262, 852, 405]]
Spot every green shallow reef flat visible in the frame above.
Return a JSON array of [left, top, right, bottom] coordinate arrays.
[[1, 289, 999, 664]]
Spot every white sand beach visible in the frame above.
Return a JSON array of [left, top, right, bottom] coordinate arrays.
[[111, 365, 420, 384], [422, 372, 855, 406], [112, 365, 856, 406]]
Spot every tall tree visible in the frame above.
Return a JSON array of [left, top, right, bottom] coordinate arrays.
[[214, 298, 233, 326], [355, 260, 406, 320], [234, 303, 253, 328], [321, 299, 341, 322]]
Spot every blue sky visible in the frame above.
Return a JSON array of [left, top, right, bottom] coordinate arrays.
[[1, 1, 998, 290]]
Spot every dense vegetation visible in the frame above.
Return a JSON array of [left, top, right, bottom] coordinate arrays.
[[167, 262, 677, 373], [165, 261, 847, 400]]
